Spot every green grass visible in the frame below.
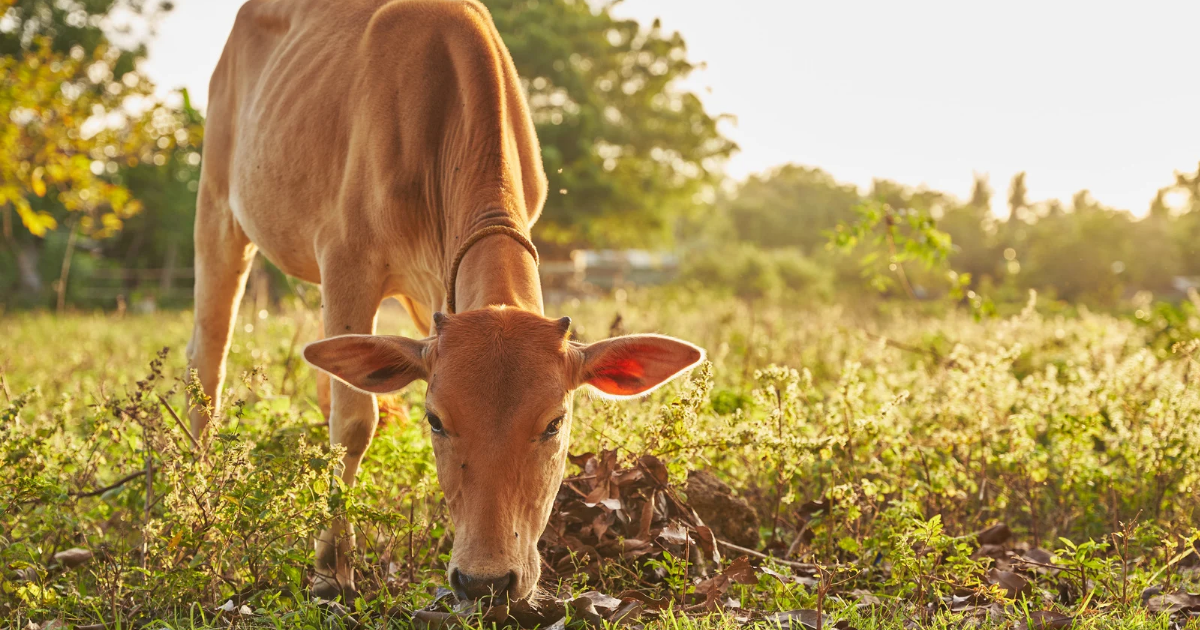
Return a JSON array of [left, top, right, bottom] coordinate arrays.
[[2, 288, 1199, 628]]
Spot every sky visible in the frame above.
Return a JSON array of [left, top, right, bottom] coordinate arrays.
[[142, 0, 1200, 216]]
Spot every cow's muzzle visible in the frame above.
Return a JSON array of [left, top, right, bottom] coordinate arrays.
[[450, 568, 515, 601]]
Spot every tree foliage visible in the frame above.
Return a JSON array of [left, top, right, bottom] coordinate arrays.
[[722, 165, 859, 253], [0, 0, 196, 304], [483, 0, 735, 249], [1, 43, 151, 239], [829, 193, 954, 298], [722, 161, 1200, 307], [0, 0, 171, 64]]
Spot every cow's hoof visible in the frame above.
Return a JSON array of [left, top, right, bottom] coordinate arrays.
[[311, 575, 357, 603]]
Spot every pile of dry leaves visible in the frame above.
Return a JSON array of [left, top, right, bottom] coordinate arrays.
[[407, 451, 840, 630], [402, 451, 1200, 630]]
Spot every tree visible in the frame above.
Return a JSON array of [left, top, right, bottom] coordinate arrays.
[[939, 173, 999, 287], [102, 89, 203, 296], [0, 0, 171, 65], [483, 0, 735, 249], [1128, 188, 1181, 293], [967, 172, 992, 210], [830, 180, 954, 299], [0, 45, 155, 239], [721, 165, 861, 253], [1020, 192, 1134, 304], [1007, 172, 1028, 223], [0, 0, 189, 303], [1171, 163, 1200, 277], [1, 44, 144, 295]]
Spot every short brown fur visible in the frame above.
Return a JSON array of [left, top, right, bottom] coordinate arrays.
[[189, 0, 702, 601]]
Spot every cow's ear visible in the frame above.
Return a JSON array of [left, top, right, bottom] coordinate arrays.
[[574, 334, 704, 398], [304, 334, 431, 394]]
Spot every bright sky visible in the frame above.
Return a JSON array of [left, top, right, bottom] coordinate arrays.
[[142, 0, 1200, 216]]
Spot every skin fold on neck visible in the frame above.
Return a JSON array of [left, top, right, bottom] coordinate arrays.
[[450, 233, 544, 315]]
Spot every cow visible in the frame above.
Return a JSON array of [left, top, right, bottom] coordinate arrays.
[[187, 0, 703, 602]]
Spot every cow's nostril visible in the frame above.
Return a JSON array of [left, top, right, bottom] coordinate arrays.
[[450, 568, 514, 600]]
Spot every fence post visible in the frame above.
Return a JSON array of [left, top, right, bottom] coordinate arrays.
[[56, 219, 79, 315], [160, 238, 178, 294]]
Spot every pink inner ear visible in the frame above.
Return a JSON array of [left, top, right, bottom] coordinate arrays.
[[582, 334, 703, 397], [590, 356, 647, 396]]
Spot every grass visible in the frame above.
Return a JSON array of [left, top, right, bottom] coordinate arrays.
[[2, 287, 1199, 628]]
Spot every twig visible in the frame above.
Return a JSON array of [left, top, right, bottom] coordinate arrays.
[[157, 393, 199, 451], [143, 417, 153, 532], [917, 448, 943, 517], [140, 410, 155, 588], [1012, 557, 1059, 572], [784, 521, 812, 559], [0, 372, 10, 403], [858, 329, 946, 365], [279, 314, 308, 396], [71, 465, 155, 499], [883, 212, 918, 301], [716, 539, 819, 572]]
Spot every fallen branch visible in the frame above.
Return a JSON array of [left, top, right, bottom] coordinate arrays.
[[72, 465, 155, 499], [716, 538, 819, 573], [1013, 557, 1059, 572]]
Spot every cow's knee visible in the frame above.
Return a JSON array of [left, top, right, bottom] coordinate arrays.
[[329, 392, 378, 481]]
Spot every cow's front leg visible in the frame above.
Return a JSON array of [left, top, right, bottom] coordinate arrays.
[[312, 267, 383, 601]]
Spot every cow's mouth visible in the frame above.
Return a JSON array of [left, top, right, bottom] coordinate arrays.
[[449, 568, 516, 601]]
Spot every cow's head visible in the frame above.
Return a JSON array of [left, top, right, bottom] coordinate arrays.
[[303, 306, 702, 601]]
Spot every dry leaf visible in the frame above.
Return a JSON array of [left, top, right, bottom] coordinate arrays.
[[1016, 610, 1073, 630], [53, 548, 93, 569], [1146, 591, 1200, 614], [976, 523, 1012, 545], [985, 568, 1031, 599], [761, 609, 823, 630]]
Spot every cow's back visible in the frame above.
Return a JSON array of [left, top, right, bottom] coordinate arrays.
[[203, 0, 546, 294]]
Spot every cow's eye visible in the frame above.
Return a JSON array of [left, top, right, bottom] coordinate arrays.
[[426, 412, 446, 436], [543, 416, 564, 438]]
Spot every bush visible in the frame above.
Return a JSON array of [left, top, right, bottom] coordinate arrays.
[[679, 243, 832, 303]]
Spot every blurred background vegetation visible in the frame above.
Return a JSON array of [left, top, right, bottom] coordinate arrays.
[[1, 0, 1198, 314]]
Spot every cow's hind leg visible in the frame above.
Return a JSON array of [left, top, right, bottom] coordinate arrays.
[[186, 189, 256, 438], [312, 261, 383, 601]]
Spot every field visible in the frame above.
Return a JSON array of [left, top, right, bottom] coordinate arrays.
[[3, 289, 1200, 629]]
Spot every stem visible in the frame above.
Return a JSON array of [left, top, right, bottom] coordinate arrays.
[[158, 393, 199, 453], [143, 419, 153, 579], [768, 384, 785, 545], [883, 212, 918, 300], [815, 572, 825, 630], [680, 534, 691, 605], [71, 465, 156, 499], [715, 539, 819, 572], [408, 500, 416, 585]]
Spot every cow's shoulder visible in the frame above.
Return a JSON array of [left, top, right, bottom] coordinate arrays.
[[364, 0, 499, 49], [232, 0, 295, 34]]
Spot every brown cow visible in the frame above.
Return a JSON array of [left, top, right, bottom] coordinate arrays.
[[188, 0, 703, 602]]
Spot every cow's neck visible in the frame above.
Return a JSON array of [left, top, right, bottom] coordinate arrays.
[[449, 226, 544, 315]]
